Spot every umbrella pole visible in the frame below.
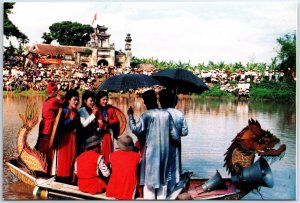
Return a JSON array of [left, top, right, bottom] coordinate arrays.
[[174, 86, 178, 107], [128, 91, 131, 106]]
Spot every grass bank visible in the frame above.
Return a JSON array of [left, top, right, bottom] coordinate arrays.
[[3, 80, 296, 102], [193, 85, 236, 99], [250, 80, 296, 102], [4, 89, 47, 96], [193, 81, 296, 103]]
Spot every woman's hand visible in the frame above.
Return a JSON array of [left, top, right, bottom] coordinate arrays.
[[92, 106, 99, 115]]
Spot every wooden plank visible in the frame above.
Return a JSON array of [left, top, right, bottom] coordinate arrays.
[[5, 161, 37, 186], [36, 178, 115, 200]]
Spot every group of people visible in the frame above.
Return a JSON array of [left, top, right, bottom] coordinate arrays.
[[35, 81, 188, 200], [128, 89, 188, 199]]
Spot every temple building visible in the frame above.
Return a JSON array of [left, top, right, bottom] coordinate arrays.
[[28, 24, 132, 68]]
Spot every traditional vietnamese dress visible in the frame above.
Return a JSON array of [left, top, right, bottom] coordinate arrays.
[[96, 105, 119, 164]]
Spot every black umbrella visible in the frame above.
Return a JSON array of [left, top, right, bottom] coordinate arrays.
[[98, 74, 161, 92], [151, 68, 209, 94]]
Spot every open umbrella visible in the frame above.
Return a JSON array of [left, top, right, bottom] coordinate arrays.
[[151, 68, 209, 94], [98, 74, 161, 92], [97, 74, 161, 137]]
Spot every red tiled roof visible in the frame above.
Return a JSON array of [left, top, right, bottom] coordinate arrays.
[[33, 44, 87, 55]]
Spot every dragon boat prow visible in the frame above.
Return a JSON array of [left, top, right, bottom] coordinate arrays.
[[5, 159, 38, 187]]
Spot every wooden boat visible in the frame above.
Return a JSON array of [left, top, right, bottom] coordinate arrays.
[[6, 102, 282, 200], [6, 158, 250, 200]]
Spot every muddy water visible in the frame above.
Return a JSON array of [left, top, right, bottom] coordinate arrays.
[[2, 95, 296, 200]]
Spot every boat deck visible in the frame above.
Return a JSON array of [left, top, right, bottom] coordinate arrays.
[[6, 159, 247, 200], [36, 178, 115, 200]]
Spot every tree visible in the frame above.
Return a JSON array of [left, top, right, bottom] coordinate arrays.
[[3, 41, 17, 61], [42, 21, 94, 46], [4, 3, 29, 44], [276, 31, 296, 73]]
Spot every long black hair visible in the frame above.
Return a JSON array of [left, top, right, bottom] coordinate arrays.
[[95, 91, 108, 108], [80, 90, 95, 109], [63, 89, 79, 108]]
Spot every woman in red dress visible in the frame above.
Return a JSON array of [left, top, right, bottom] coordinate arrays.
[[36, 81, 64, 175], [52, 89, 80, 184], [106, 135, 140, 199], [95, 91, 120, 164]]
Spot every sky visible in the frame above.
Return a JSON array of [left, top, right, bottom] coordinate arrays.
[[3, 1, 297, 66]]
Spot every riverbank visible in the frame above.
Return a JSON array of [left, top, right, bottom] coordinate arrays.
[[195, 80, 296, 102], [3, 80, 295, 102]]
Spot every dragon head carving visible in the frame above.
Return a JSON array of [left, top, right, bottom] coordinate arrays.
[[224, 118, 286, 175]]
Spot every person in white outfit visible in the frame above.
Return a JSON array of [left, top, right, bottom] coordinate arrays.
[[158, 89, 188, 196], [77, 90, 99, 155]]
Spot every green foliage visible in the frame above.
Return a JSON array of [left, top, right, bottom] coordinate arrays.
[[250, 80, 296, 102], [198, 85, 234, 97], [269, 57, 278, 71], [4, 3, 29, 43], [4, 89, 47, 96], [41, 32, 53, 44], [276, 31, 296, 73], [17, 43, 23, 54], [42, 21, 94, 46], [83, 48, 92, 55], [131, 56, 272, 73], [3, 41, 16, 60]]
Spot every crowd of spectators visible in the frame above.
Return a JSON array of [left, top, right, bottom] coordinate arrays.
[[196, 68, 286, 97], [3, 56, 288, 97], [3, 62, 145, 92]]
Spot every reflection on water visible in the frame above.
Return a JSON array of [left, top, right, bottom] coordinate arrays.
[[2, 95, 296, 200]]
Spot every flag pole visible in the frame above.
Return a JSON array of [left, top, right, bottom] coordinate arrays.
[[91, 12, 97, 27]]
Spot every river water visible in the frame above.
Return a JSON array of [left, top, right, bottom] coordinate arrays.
[[2, 95, 296, 200]]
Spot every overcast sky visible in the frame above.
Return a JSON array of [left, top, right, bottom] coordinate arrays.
[[4, 1, 297, 65]]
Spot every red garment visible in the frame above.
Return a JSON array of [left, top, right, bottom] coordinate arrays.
[[76, 150, 106, 194], [39, 97, 63, 135], [37, 96, 63, 173], [55, 131, 76, 177], [37, 135, 53, 171], [54, 108, 77, 179], [106, 150, 140, 200], [101, 133, 112, 165], [96, 106, 119, 164]]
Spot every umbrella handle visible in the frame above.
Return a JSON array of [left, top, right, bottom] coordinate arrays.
[[173, 86, 178, 107]]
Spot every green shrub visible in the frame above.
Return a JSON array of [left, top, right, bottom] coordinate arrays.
[[198, 85, 234, 97], [250, 80, 295, 102], [83, 48, 92, 55]]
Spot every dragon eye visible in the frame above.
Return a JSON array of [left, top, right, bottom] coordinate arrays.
[[258, 139, 264, 144]]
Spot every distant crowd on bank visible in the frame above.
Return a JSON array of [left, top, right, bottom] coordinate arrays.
[[3, 56, 294, 96]]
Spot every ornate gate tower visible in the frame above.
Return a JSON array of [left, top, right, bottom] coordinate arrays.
[[86, 25, 132, 67], [124, 34, 132, 68], [95, 25, 114, 66]]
